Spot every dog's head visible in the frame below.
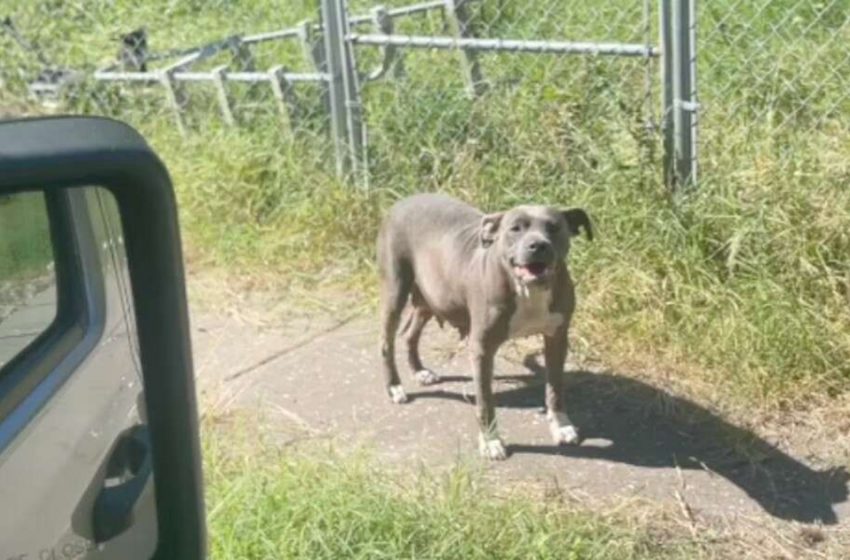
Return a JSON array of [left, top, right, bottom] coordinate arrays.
[[480, 205, 592, 287]]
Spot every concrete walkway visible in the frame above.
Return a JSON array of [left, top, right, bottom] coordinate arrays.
[[190, 301, 850, 538]]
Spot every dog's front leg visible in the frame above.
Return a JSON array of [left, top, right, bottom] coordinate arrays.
[[469, 337, 507, 460], [544, 326, 581, 445]]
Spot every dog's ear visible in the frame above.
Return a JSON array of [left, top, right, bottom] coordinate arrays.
[[480, 212, 504, 248], [562, 208, 593, 241]]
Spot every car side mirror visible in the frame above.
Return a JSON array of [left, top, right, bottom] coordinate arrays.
[[0, 116, 205, 559]]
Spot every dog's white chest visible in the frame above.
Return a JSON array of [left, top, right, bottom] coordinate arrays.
[[508, 287, 564, 339]]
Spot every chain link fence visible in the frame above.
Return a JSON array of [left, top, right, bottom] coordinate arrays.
[[2, 1, 848, 194], [0, 0, 666, 193], [698, 1, 850, 185]]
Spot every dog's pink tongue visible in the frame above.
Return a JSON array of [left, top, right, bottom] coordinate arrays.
[[516, 263, 547, 279]]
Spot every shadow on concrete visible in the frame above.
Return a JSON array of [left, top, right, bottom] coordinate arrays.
[[410, 354, 849, 524]]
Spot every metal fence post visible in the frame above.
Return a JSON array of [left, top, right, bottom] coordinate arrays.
[[211, 65, 235, 126], [320, 0, 367, 186], [320, 0, 353, 178], [228, 36, 256, 72], [370, 6, 405, 80], [160, 70, 186, 136], [659, 0, 674, 189], [670, 0, 698, 187], [269, 65, 298, 132], [298, 19, 331, 118], [444, 0, 486, 97], [686, 0, 698, 185], [340, 2, 368, 187]]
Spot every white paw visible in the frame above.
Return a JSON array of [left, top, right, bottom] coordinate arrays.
[[414, 369, 441, 386], [478, 433, 508, 461], [550, 423, 581, 446], [388, 384, 409, 404], [548, 411, 581, 445]]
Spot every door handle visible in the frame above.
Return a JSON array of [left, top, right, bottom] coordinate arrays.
[[92, 424, 152, 543]]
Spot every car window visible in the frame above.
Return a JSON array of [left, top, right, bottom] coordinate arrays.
[[91, 187, 142, 371], [0, 193, 56, 369]]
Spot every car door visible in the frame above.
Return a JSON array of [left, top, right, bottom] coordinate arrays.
[[0, 116, 206, 560], [0, 187, 157, 559]]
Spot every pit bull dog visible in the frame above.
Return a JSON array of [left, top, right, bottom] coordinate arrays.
[[377, 193, 592, 460]]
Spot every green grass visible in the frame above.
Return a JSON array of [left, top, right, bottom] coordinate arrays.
[[203, 421, 698, 560], [0, 193, 53, 281], [2, 0, 849, 405]]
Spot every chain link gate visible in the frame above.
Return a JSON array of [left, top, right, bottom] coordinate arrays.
[[324, 0, 696, 190]]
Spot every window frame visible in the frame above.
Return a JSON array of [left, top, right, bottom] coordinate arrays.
[[0, 189, 106, 448]]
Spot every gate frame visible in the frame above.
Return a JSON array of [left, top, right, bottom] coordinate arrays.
[[326, 0, 697, 190], [661, 0, 698, 189]]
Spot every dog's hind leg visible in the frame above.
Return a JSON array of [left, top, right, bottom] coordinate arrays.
[[379, 256, 412, 404], [404, 304, 440, 385]]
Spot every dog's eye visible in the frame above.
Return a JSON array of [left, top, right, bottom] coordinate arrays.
[[509, 223, 522, 233], [545, 222, 560, 234]]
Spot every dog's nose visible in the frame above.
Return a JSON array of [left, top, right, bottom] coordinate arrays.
[[528, 239, 551, 254]]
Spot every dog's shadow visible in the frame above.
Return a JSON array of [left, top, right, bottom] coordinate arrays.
[[411, 354, 849, 525]]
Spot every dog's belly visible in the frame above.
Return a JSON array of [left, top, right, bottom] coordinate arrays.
[[411, 250, 471, 332], [414, 286, 470, 337], [508, 287, 564, 339]]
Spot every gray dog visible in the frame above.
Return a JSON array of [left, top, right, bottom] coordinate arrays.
[[377, 193, 592, 460]]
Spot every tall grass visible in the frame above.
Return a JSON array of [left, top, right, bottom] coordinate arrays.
[[2, 0, 849, 404]]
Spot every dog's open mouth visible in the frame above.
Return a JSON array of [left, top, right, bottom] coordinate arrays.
[[513, 262, 550, 282]]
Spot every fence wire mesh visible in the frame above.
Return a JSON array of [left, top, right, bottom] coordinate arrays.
[[0, 0, 660, 196], [698, 1, 850, 183], [347, 0, 659, 193]]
